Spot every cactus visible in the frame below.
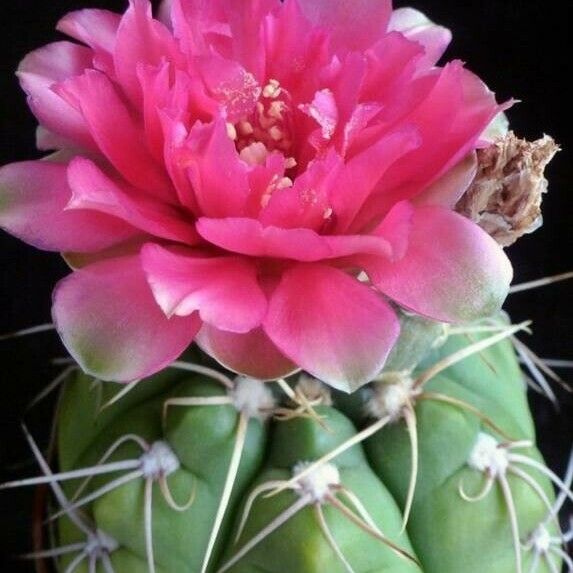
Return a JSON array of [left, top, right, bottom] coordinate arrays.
[[2, 318, 571, 572], [1, 0, 571, 572]]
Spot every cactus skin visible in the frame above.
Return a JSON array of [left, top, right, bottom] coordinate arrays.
[[365, 326, 561, 573], [49, 323, 565, 573], [57, 374, 268, 572], [222, 408, 421, 573]]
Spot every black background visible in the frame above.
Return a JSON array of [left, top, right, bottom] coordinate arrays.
[[1, 0, 572, 570]]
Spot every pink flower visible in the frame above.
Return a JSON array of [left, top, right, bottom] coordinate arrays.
[[0, 0, 512, 391]]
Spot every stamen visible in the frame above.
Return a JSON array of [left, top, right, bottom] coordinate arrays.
[[238, 120, 254, 136], [262, 79, 281, 99], [240, 141, 269, 166], [277, 176, 293, 189], [226, 122, 238, 141], [285, 157, 297, 169]]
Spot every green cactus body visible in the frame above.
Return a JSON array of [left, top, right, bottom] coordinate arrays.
[[365, 327, 562, 573], [57, 373, 268, 572], [221, 407, 421, 573], [41, 321, 566, 573]]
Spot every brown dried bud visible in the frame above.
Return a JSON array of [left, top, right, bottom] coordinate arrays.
[[456, 132, 559, 246]]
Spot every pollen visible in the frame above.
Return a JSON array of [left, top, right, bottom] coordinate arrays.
[[226, 122, 238, 141], [262, 79, 282, 99], [285, 157, 297, 169]]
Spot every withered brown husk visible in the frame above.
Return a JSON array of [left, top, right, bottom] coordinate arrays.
[[456, 132, 560, 246]]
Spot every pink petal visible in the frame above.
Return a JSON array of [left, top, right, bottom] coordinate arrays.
[[263, 264, 400, 392], [299, 89, 339, 141], [331, 127, 421, 233], [197, 217, 331, 261], [415, 152, 478, 208], [197, 217, 394, 262], [56, 70, 173, 198], [389, 8, 452, 69], [17, 42, 96, 151], [368, 206, 513, 322], [52, 255, 200, 382], [361, 32, 423, 102], [0, 160, 136, 252], [196, 324, 298, 381], [113, 0, 184, 107], [390, 62, 500, 190], [354, 62, 500, 229], [373, 200, 415, 260], [57, 9, 120, 54], [263, 0, 330, 103], [67, 157, 199, 244], [260, 151, 343, 231], [141, 244, 267, 333], [186, 119, 251, 218], [299, 0, 392, 52], [196, 55, 261, 122]]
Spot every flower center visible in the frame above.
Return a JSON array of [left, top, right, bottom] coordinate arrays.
[[228, 79, 296, 168]]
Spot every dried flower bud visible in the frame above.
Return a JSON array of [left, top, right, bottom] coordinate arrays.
[[457, 132, 559, 246]]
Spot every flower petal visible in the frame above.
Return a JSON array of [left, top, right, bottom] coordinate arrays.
[[197, 217, 331, 261], [197, 216, 394, 262], [57, 9, 120, 54], [0, 160, 136, 252], [389, 8, 452, 69], [415, 152, 478, 207], [331, 126, 422, 233], [67, 157, 199, 244], [263, 264, 400, 392], [185, 119, 252, 217], [299, 0, 392, 52], [52, 255, 200, 382], [17, 42, 96, 151], [196, 324, 298, 381], [368, 206, 513, 322], [114, 0, 184, 106], [141, 244, 267, 333], [56, 70, 173, 198]]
